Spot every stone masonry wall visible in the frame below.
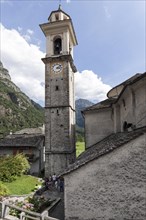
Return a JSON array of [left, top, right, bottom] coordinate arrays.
[[64, 134, 146, 220], [45, 61, 70, 107], [85, 108, 114, 148], [134, 78, 146, 128], [45, 59, 76, 177], [114, 76, 146, 132]]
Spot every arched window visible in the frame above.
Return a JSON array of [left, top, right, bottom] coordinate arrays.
[[54, 37, 62, 55]]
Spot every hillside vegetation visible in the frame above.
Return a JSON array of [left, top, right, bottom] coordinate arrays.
[[0, 79, 44, 137]]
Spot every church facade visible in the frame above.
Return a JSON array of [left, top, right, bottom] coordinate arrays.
[[40, 6, 78, 177]]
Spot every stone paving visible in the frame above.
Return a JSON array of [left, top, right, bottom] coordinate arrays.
[[44, 188, 64, 220], [35, 185, 64, 220]]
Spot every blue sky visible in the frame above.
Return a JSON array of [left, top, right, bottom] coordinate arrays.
[[0, 0, 145, 105]]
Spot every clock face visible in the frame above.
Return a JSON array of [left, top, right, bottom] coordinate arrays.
[[52, 63, 63, 73]]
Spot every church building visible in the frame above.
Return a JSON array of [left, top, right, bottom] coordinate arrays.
[[62, 72, 146, 220], [40, 6, 146, 220], [40, 6, 78, 177]]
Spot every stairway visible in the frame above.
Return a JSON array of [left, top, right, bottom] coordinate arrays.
[[41, 186, 64, 220], [49, 191, 64, 220]]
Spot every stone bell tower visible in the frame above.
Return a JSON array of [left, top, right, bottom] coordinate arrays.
[[40, 6, 78, 176]]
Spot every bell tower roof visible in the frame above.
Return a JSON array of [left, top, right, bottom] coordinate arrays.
[[48, 6, 71, 22], [40, 8, 78, 47]]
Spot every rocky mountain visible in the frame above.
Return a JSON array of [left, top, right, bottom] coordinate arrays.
[[0, 61, 44, 137], [75, 98, 93, 128]]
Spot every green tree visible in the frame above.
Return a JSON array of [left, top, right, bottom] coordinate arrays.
[[0, 154, 30, 182]]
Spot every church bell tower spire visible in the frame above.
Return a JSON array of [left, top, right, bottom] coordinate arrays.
[[40, 7, 78, 176]]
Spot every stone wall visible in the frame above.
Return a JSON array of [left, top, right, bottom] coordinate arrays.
[[45, 61, 70, 107], [114, 76, 146, 132], [84, 108, 114, 148], [64, 134, 146, 220], [45, 106, 75, 176], [134, 77, 146, 128], [45, 59, 76, 177]]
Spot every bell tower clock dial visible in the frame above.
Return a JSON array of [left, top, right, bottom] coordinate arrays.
[[40, 6, 78, 177], [52, 63, 63, 73]]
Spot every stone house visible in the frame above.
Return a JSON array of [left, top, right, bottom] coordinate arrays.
[[61, 72, 146, 220], [0, 133, 45, 176]]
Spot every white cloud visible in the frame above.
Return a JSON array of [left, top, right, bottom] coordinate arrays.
[[0, 23, 45, 104], [104, 6, 111, 19], [23, 29, 34, 42], [75, 70, 111, 103], [17, 27, 34, 43], [18, 26, 23, 32], [0, 24, 111, 106], [23, 34, 31, 42], [27, 29, 34, 35]]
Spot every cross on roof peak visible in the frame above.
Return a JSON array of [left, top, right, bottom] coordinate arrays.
[[58, 0, 62, 10]]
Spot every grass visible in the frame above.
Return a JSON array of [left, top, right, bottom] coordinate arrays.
[[4, 175, 41, 195], [2, 145, 85, 196], [76, 142, 85, 157]]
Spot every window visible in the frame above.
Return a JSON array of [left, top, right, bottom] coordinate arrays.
[[55, 14, 59, 21], [122, 99, 126, 107], [123, 121, 127, 131], [55, 86, 59, 91], [54, 37, 62, 55]]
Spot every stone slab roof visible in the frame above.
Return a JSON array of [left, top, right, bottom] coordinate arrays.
[[83, 72, 146, 113], [116, 72, 146, 101], [107, 72, 146, 98], [14, 127, 44, 135], [48, 7, 71, 21], [82, 98, 116, 113], [61, 126, 146, 176], [0, 134, 44, 147]]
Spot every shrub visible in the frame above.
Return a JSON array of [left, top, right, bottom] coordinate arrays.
[[0, 182, 10, 196], [0, 154, 30, 182], [11, 154, 30, 176], [9, 196, 53, 217]]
